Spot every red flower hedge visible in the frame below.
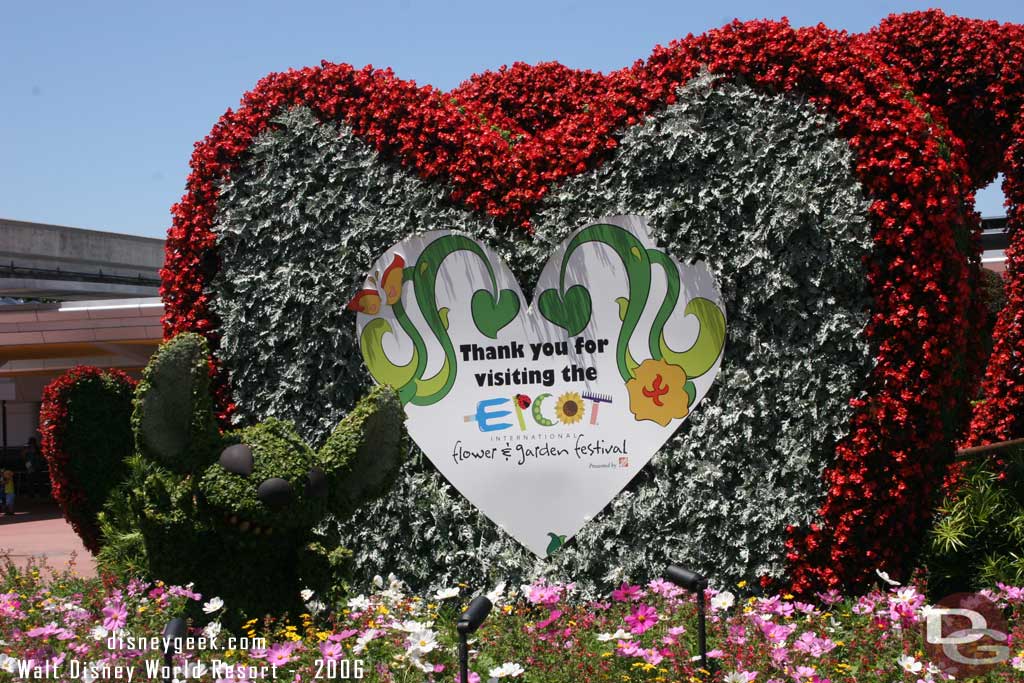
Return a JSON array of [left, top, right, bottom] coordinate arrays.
[[151, 11, 1024, 595], [862, 13, 1024, 451], [39, 367, 136, 554]]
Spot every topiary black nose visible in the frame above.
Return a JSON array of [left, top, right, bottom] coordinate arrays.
[[219, 444, 253, 476], [257, 477, 293, 510]]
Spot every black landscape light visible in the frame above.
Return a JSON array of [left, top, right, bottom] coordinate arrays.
[[162, 617, 187, 683], [665, 564, 709, 670], [456, 595, 492, 683]]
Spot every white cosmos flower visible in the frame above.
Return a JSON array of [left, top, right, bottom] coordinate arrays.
[[348, 594, 371, 611], [90, 625, 108, 641], [876, 569, 900, 586], [488, 662, 525, 678], [0, 655, 15, 674], [407, 629, 438, 654], [434, 587, 460, 600], [408, 654, 435, 673], [353, 629, 378, 654], [307, 600, 326, 614], [203, 621, 221, 639], [300, 588, 315, 602], [80, 664, 97, 683], [898, 654, 923, 673], [710, 591, 735, 612], [372, 575, 384, 589], [394, 620, 429, 633], [596, 629, 630, 642], [202, 597, 224, 614], [486, 582, 507, 605]]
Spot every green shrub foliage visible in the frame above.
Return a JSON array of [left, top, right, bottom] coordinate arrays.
[[77, 333, 408, 624], [211, 73, 873, 592], [927, 449, 1024, 595]]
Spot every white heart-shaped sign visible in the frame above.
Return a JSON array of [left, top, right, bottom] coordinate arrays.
[[351, 215, 726, 556]]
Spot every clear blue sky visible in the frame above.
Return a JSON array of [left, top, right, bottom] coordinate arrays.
[[2, 1, 1021, 238]]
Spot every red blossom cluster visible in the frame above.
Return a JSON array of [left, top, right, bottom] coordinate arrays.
[[147, 11, 1023, 595], [862, 12, 1024, 452], [38, 367, 137, 553]]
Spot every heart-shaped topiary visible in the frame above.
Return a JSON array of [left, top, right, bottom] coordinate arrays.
[[162, 21, 982, 595]]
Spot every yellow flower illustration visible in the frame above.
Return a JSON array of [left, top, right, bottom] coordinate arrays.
[[555, 392, 585, 424], [626, 358, 689, 426]]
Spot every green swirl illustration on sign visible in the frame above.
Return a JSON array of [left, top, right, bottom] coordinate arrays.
[[353, 234, 520, 406], [350, 222, 725, 427]]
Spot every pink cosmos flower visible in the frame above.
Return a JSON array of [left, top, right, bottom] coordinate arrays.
[[536, 609, 562, 630], [815, 590, 843, 606], [454, 672, 480, 683], [26, 622, 70, 639], [330, 629, 358, 641], [265, 643, 294, 666], [101, 601, 127, 630], [319, 641, 343, 661], [612, 582, 643, 602], [647, 578, 682, 598], [998, 582, 1024, 603], [616, 640, 642, 656], [1, 593, 25, 619], [728, 624, 747, 645], [851, 596, 876, 615], [643, 648, 664, 665], [625, 604, 659, 634], [527, 582, 564, 606], [794, 601, 817, 615], [793, 632, 836, 658], [167, 585, 203, 601], [792, 665, 817, 680]]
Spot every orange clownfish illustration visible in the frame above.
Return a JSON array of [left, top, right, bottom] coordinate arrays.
[[346, 289, 382, 315], [346, 254, 405, 315], [380, 254, 405, 305]]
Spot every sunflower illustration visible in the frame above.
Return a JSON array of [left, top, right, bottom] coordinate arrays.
[[555, 392, 585, 425]]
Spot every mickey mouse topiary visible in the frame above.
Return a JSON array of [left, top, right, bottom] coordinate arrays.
[[48, 332, 405, 623]]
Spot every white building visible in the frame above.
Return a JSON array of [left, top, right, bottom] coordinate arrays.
[[0, 219, 164, 461]]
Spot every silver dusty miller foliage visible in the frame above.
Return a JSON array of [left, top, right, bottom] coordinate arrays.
[[211, 73, 873, 594]]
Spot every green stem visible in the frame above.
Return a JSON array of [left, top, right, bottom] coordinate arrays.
[[554, 224, 651, 382]]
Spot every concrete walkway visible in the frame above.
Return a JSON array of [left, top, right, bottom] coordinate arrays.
[[0, 498, 97, 577]]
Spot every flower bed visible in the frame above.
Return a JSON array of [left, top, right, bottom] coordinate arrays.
[[2, 556, 1021, 682]]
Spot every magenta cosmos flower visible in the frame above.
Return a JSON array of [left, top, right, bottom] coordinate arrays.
[[624, 604, 659, 634], [265, 643, 295, 666], [612, 582, 642, 602], [101, 601, 127, 630]]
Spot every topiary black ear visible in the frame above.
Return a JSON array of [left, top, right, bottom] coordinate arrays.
[[132, 333, 220, 473]]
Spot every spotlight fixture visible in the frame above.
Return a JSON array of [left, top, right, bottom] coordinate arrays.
[[665, 564, 709, 670], [161, 617, 187, 683], [456, 595, 492, 683]]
